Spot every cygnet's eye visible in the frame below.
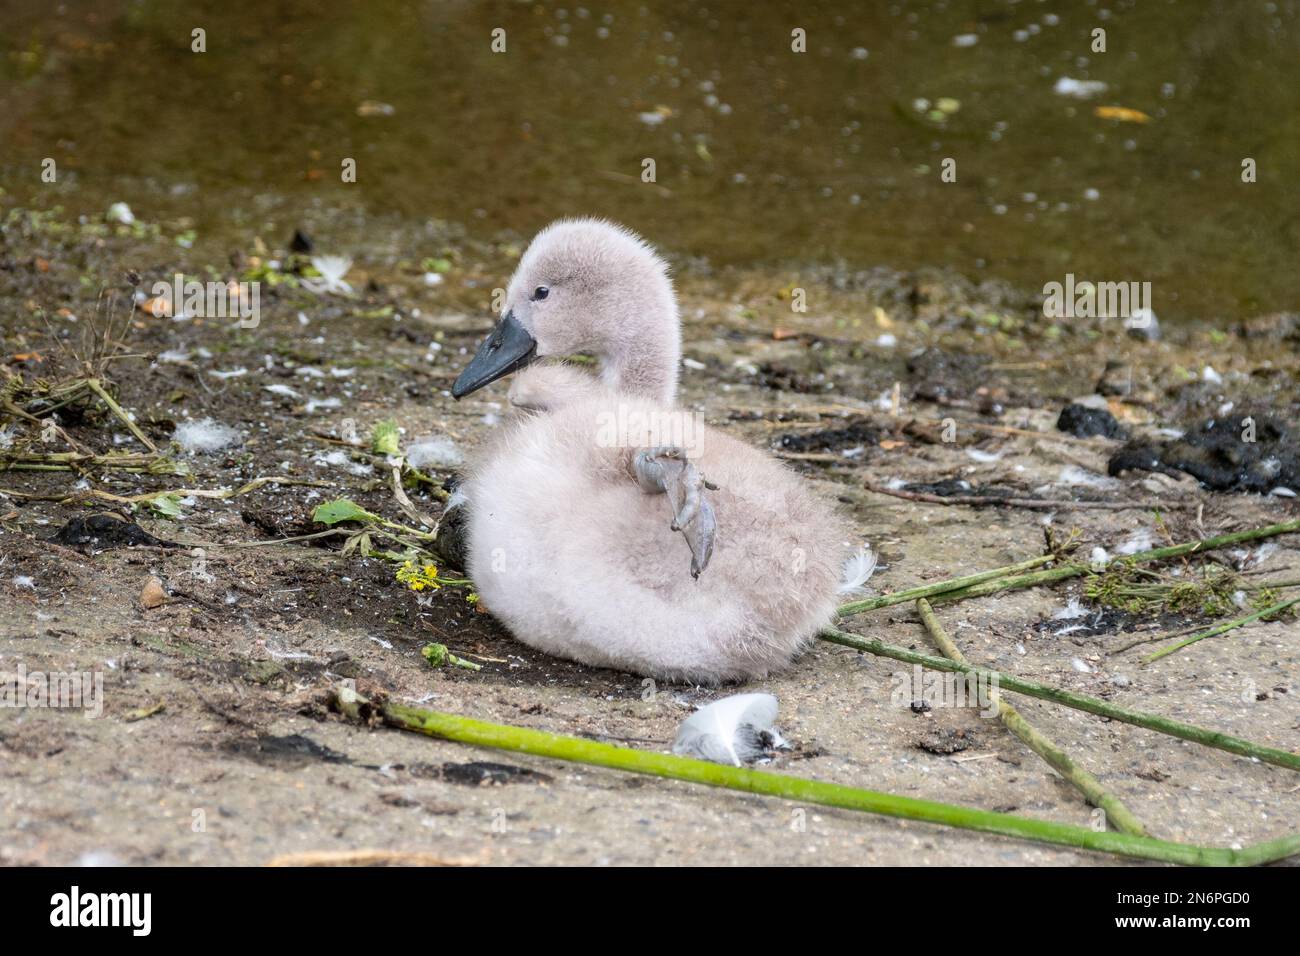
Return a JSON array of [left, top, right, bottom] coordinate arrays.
[[532, 285, 550, 301]]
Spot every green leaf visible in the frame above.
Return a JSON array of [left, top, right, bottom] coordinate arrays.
[[312, 498, 379, 526], [150, 493, 184, 518], [421, 642, 482, 671]]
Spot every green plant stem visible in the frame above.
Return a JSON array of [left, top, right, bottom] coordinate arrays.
[[837, 554, 1054, 616], [0, 474, 324, 505], [373, 514, 437, 541], [228, 529, 347, 547], [332, 687, 1298, 866], [916, 599, 1148, 837], [0, 449, 168, 475], [0, 452, 157, 463], [1143, 596, 1300, 664], [925, 518, 1300, 607], [86, 378, 158, 453], [404, 464, 451, 500], [0, 463, 147, 473], [817, 626, 1300, 771]]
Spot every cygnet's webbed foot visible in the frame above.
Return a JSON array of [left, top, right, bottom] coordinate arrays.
[[632, 445, 717, 579]]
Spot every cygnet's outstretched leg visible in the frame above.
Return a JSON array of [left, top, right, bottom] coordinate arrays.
[[632, 445, 717, 579]]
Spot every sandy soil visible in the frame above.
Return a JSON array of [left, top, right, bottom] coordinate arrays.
[[1, 212, 1297, 866]]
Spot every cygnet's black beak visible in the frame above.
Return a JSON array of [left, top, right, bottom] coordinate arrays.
[[451, 311, 538, 399]]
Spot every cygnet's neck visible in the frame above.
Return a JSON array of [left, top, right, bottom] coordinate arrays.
[[600, 334, 680, 405], [596, 290, 682, 405]]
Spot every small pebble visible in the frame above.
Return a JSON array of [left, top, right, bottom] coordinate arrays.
[[140, 576, 167, 609]]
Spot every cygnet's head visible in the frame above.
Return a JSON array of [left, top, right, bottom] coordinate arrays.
[[452, 219, 681, 403]]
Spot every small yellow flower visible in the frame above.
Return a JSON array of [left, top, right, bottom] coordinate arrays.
[[396, 560, 442, 593]]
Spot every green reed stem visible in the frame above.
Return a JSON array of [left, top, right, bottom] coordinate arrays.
[[817, 626, 1300, 771], [916, 598, 1148, 836], [333, 687, 1298, 866]]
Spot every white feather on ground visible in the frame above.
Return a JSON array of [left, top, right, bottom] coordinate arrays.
[[302, 255, 354, 296], [1052, 596, 1088, 620], [672, 693, 782, 766], [1054, 624, 1089, 636], [1231, 542, 1279, 570], [1115, 528, 1153, 555], [172, 418, 241, 454], [838, 544, 878, 595], [406, 436, 464, 469], [313, 449, 372, 477], [1054, 465, 1119, 489]]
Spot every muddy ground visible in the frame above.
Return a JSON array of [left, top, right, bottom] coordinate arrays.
[[1, 208, 1297, 866]]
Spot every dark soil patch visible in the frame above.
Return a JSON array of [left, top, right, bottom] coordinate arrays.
[[1031, 604, 1200, 642], [49, 513, 179, 551], [239, 506, 328, 542], [903, 478, 1015, 498], [1109, 413, 1299, 493], [906, 348, 1008, 412], [916, 727, 976, 755], [756, 361, 825, 393], [433, 761, 554, 786], [1056, 403, 1127, 440], [224, 733, 352, 767], [776, 419, 879, 453]]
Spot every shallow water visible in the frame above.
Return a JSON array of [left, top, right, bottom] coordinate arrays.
[[2, 0, 1297, 322]]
